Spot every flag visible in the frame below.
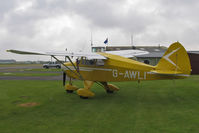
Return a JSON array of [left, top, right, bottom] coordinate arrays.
[[104, 38, 108, 44]]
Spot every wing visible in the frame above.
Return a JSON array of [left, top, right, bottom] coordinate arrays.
[[105, 49, 149, 58], [7, 49, 148, 59], [6, 49, 107, 59]]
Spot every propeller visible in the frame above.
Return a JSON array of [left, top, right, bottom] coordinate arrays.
[[63, 72, 66, 86]]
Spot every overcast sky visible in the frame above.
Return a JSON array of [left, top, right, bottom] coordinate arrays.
[[1, 0, 199, 61]]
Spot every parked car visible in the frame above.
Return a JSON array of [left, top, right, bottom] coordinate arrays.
[[43, 62, 61, 69]]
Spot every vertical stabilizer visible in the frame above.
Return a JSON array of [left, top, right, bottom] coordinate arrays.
[[155, 42, 191, 75]]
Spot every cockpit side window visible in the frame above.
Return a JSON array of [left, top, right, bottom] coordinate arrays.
[[81, 58, 105, 66], [96, 59, 105, 66], [81, 58, 96, 65]]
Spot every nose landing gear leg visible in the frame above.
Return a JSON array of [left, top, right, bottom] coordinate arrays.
[[77, 80, 95, 99], [65, 78, 78, 93]]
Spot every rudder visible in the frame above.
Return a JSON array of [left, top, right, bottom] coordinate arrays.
[[156, 42, 191, 75]]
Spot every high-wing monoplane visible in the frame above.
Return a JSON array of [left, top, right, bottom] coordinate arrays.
[[7, 42, 191, 99]]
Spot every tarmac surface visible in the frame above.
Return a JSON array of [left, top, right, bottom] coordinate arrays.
[[0, 65, 41, 70], [0, 65, 66, 80], [0, 75, 63, 80]]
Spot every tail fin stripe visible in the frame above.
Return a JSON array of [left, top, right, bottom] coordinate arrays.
[[156, 42, 191, 76], [162, 47, 180, 68]]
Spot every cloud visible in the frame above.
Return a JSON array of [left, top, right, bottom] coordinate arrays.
[[0, 0, 199, 61]]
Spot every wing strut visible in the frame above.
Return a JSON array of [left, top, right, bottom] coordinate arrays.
[[51, 55, 84, 80], [66, 56, 83, 79], [66, 56, 79, 73]]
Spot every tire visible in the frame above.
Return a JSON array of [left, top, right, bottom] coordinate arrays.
[[56, 66, 61, 69], [106, 90, 114, 93], [43, 66, 49, 69], [66, 90, 73, 93]]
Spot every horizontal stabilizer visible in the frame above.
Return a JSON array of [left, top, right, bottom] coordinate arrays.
[[150, 70, 189, 77], [151, 70, 182, 75]]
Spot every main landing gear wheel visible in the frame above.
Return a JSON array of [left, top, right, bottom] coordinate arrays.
[[76, 81, 95, 99], [66, 90, 74, 93], [65, 83, 78, 94], [106, 90, 114, 93]]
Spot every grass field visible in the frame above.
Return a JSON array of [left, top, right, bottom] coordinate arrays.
[[0, 72, 61, 76], [0, 76, 199, 133], [0, 68, 61, 76], [24, 68, 62, 72]]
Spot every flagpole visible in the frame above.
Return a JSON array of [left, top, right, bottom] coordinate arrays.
[[104, 37, 108, 51], [91, 31, 93, 52], [107, 38, 108, 51]]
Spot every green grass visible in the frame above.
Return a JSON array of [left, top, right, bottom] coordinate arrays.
[[0, 64, 42, 67], [24, 68, 62, 72], [0, 76, 199, 133], [0, 72, 61, 76]]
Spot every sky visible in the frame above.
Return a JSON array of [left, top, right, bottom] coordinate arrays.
[[0, 0, 199, 61]]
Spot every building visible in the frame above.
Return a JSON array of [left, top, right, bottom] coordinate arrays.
[[188, 51, 199, 74], [92, 45, 199, 74], [135, 52, 165, 65], [0, 59, 16, 64], [131, 46, 167, 65], [92, 45, 167, 66]]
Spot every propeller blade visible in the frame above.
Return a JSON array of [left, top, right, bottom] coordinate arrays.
[[63, 72, 66, 86]]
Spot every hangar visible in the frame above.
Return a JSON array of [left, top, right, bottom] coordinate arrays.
[[0, 59, 16, 64], [92, 45, 199, 74], [188, 51, 199, 74], [92, 45, 167, 65]]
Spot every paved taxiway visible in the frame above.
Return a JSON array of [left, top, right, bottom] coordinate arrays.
[[0, 75, 63, 80], [0, 65, 66, 80]]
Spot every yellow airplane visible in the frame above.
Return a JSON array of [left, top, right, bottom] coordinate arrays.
[[7, 42, 191, 99]]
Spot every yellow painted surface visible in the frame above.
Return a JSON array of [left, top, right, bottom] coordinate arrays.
[[65, 84, 78, 91], [65, 42, 191, 82], [108, 84, 119, 91], [77, 88, 95, 97]]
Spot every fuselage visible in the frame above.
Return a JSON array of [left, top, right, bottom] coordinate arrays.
[[64, 52, 188, 82]]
